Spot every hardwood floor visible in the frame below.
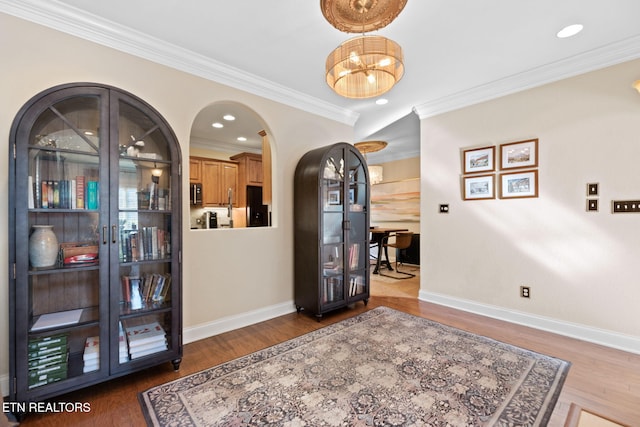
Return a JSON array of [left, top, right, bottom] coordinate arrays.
[[14, 274, 640, 426]]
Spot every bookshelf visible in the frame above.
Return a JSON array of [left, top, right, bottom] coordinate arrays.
[[8, 83, 182, 406], [294, 143, 370, 319]]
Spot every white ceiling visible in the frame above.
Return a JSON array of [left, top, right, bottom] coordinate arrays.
[[3, 0, 640, 162]]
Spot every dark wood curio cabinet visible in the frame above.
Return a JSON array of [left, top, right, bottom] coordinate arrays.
[[294, 143, 370, 319], [8, 83, 182, 405]]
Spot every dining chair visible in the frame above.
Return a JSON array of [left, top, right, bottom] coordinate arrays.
[[380, 232, 416, 279]]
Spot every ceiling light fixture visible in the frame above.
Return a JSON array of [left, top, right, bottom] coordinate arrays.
[[321, 0, 408, 33], [237, 136, 247, 142], [223, 114, 236, 121], [556, 24, 583, 39], [326, 35, 404, 98], [354, 140, 388, 184], [375, 98, 388, 105], [322, 0, 406, 99], [212, 122, 224, 128]]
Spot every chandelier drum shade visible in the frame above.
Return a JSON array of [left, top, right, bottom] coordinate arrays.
[[321, 0, 408, 33], [326, 35, 404, 99]]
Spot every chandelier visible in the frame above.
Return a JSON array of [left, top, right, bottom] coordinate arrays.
[[322, 0, 407, 99], [326, 35, 404, 99]]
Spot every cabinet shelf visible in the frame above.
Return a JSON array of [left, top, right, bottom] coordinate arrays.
[[119, 303, 172, 318], [29, 306, 100, 335]]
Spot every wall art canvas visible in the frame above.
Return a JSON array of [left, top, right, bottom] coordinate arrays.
[[370, 178, 420, 223], [500, 170, 538, 198], [500, 139, 538, 170], [463, 146, 495, 174], [463, 174, 495, 200]]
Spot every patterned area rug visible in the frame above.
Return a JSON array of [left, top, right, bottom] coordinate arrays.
[[140, 307, 570, 426]]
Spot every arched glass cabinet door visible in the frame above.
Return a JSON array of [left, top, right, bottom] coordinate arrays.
[[9, 83, 181, 404]]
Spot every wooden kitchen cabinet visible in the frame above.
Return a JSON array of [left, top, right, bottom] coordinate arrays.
[[189, 158, 202, 183], [200, 158, 238, 207], [230, 152, 262, 207]]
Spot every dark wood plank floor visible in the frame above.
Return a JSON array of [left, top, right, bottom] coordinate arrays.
[[14, 284, 640, 426]]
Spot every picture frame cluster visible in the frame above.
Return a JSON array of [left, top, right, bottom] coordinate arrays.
[[462, 139, 539, 200]]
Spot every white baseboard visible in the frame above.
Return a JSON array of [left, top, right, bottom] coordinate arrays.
[[183, 301, 297, 345], [419, 290, 640, 355]]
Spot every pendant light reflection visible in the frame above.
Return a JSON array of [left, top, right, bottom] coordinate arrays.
[[355, 140, 387, 184]]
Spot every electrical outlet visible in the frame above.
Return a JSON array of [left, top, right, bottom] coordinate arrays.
[[520, 286, 530, 298], [439, 204, 449, 213], [612, 200, 640, 213]]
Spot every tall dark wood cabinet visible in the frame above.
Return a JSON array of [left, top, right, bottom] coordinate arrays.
[[8, 83, 182, 405], [294, 143, 370, 318]]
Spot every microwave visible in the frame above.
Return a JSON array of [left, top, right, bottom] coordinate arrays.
[[190, 183, 202, 205]]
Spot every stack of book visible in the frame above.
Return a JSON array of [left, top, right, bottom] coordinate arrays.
[[121, 273, 172, 309], [124, 321, 168, 360], [120, 227, 170, 262], [32, 176, 99, 210], [82, 336, 100, 373], [28, 335, 68, 389]]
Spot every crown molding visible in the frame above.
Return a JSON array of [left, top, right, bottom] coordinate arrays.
[[0, 0, 359, 126], [4, 0, 640, 127], [413, 34, 640, 119]]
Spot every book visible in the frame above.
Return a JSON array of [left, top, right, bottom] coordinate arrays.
[[119, 322, 129, 363], [28, 334, 67, 352], [129, 341, 168, 359], [86, 180, 98, 209], [125, 321, 166, 348], [31, 309, 83, 331], [28, 176, 34, 209], [83, 336, 100, 362], [76, 176, 85, 209], [28, 365, 68, 388], [41, 181, 49, 208], [28, 352, 68, 370]]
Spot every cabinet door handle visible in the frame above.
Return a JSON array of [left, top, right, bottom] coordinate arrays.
[[112, 225, 117, 243], [102, 226, 107, 244]]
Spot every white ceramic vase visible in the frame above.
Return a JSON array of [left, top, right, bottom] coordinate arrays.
[[29, 225, 59, 268]]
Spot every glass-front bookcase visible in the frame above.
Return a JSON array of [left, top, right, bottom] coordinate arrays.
[[294, 142, 369, 319], [8, 83, 182, 405]]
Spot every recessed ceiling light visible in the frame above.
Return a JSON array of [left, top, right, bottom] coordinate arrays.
[[212, 122, 224, 128], [237, 136, 247, 142], [557, 24, 583, 39], [223, 114, 236, 121], [375, 98, 388, 105]]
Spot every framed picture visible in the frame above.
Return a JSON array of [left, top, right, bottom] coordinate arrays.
[[500, 170, 538, 199], [463, 146, 495, 174], [463, 174, 495, 200], [500, 139, 538, 170], [327, 189, 340, 205]]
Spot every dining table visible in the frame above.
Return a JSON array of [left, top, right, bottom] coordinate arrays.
[[369, 227, 409, 274]]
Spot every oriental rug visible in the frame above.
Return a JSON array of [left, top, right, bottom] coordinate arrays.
[[140, 307, 570, 426]]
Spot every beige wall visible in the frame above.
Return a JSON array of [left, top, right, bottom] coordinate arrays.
[[420, 58, 640, 346], [0, 13, 353, 393]]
